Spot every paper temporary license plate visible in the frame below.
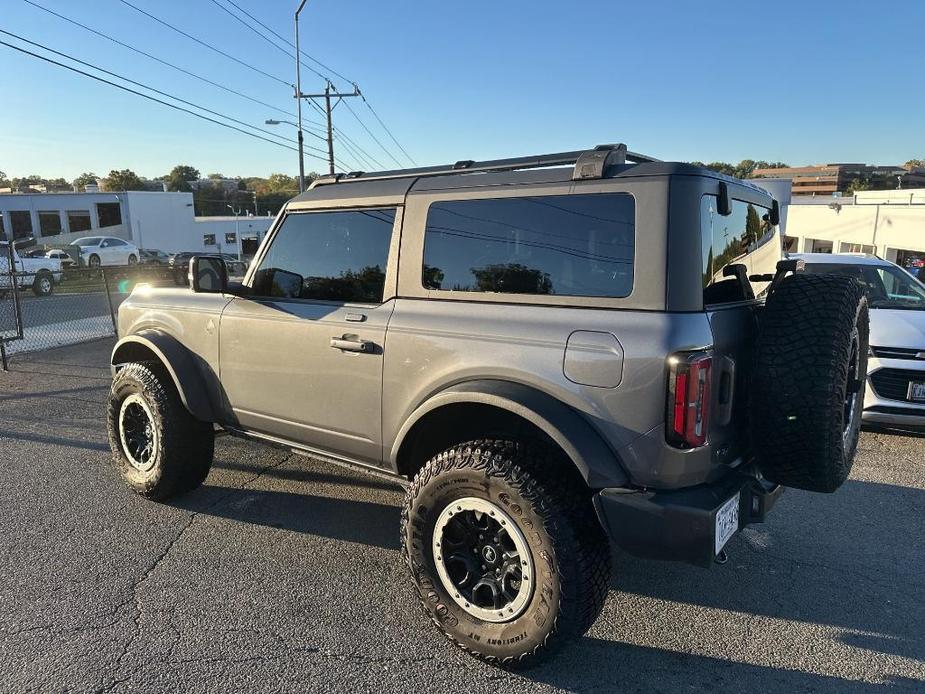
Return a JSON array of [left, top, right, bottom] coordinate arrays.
[[909, 381, 925, 402], [714, 493, 740, 555]]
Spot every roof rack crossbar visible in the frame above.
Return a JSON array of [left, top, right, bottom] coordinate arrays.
[[308, 143, 659, 189]]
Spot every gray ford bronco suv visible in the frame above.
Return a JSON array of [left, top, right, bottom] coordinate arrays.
[[107, 144, 869, 664]]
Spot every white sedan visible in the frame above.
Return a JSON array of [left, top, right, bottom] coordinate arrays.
[[794, 253, 925, 429], [72, 236, 140, 267]]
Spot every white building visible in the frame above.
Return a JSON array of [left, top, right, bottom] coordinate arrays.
[[747, 179, 925, 271], [784, 188, 925, 269], [0, 190, 273, 257]]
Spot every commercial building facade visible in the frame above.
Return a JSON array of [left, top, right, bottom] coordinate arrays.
[[783, 188, 925, 270], [0, 190, 273, 257], [752, 163, 912, 197]]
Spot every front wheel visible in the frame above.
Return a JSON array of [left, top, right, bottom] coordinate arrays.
[[127, 254, 138, 265], [88, 254, 101, 268], [401, 439, 611, 665], [107, 362, 214, 500]]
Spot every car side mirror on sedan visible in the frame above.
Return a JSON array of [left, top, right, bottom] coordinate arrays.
[[189, 255, 228, 293]]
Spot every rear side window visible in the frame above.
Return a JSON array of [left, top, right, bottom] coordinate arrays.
[[422, 193, 635, 298], [252, 208, 395, 303], [701, 195, 781, 305]]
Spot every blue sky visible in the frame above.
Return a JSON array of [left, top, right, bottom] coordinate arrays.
[[1, 0, 922, 180]]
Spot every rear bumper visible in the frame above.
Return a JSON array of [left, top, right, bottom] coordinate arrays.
[[593, 469, 783, 568]]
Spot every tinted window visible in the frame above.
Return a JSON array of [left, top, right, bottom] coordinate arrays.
[[97, 203, 122, 228], [421, 193, 635, 298], [701, 195, 781, 305], [802, 262, 925, 310], [253, 208, 395, 303]]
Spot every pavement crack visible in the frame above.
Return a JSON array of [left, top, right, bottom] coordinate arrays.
[[90, 451, 296, 693]]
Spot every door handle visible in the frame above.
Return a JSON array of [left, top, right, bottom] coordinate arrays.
[[330, 336, 373, 353]]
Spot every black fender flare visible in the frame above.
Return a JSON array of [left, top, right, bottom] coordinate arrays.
[[110, 330, 216, 422], [390, 380, 628, 488]]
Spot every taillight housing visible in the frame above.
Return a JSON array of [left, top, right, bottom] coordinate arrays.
[[666, 351, 712, 448]]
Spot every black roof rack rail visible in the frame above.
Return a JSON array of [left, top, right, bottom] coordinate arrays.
[[308, 143, 659, 189]]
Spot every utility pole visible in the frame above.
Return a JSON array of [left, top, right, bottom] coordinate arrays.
[[294, 0, 308, 192], [297, 82, 362, 176]]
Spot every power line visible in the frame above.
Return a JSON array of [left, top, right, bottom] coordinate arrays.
[[333, 133, 376, 171], [211, 0, 408, 169], [304, 98, 384, 169], [21, 0, 294, 119], [221, 0, 355, 86], [116, 0, 292, 87], [0, 38, 332, 161], [333, 126, 385, 169], [0, 29, 330, 156], [343, 100, 403, 168], [207, 0, 328, 84], [361, 97, 416, 166]]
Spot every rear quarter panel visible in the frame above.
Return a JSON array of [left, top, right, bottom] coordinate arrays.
[[383, 299, 716, 488]]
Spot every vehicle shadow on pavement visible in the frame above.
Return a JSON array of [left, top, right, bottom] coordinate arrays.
[[0, 429, 110, 452], [524, 638, 919, 693], [174, 485, 401, 551], [605, 479, 925, 666]]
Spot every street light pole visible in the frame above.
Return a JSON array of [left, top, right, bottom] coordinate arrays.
[[227, 205, 241, 260], [294, 0, 308, 193]]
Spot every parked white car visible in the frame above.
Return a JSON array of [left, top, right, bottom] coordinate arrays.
[[794, 253, 925, 429], [46, 248, 78, 269], [0, 241, 63, 296], [72, 236, 140, 267]]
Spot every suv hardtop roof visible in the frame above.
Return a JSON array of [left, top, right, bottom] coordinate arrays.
[[289, 143, 773, 207]]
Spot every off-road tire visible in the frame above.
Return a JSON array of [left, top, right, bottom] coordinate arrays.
[[401, 439, 611, 666], [107, 361, 214, 500], [751, 273, 869, 492], [32, 271, 54, 297]]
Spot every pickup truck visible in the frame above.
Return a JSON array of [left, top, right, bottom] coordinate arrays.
[[0, 241, 63, 296]]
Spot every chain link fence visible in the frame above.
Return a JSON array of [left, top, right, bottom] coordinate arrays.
[[1, 262, 178, 368]]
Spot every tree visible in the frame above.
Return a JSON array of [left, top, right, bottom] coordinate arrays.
[[169, 164, 200, 181], [165, 164, 201, 192], [734, 159, 757, 179], [102, 169, 146, 191], [744, 204, 762, 245], [905, 159, 925, 170], [207, 172, 225, 180], [471, 263, 553, 294], [72, 172, 99, 189], [845, 177, 872, 196]]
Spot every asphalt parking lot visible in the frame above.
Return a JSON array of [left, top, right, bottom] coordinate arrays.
[[1, 339, 923, 693]]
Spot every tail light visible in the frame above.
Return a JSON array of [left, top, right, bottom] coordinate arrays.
[[666, 352, 712, 448]]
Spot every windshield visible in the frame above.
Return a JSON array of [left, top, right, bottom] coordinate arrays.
[[802, 262, 925, 310], [74, 237, 100, 247]]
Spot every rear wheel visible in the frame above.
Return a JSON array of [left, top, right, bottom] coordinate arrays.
[[751, 273, 869, 492], [32, 272, 54, 297], [401, 439, 611, 665], [107, 362, 214, 500], [88, 254, 101, 268]]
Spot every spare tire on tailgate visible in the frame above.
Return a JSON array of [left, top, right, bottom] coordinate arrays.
[[751, 273, 869, 493]]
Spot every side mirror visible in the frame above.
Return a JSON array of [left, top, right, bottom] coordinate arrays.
[[189, 255, 228, 293], [717, 182, 733, 216]]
